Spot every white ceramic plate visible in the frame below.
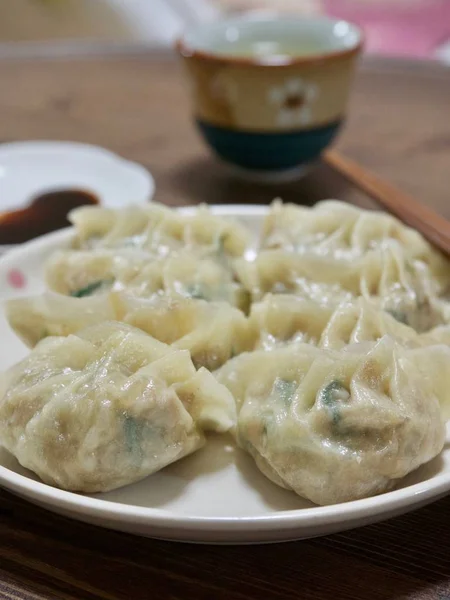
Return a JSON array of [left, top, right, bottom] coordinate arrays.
[[0, 205, 449, 544], [0, 141, 154, 254]]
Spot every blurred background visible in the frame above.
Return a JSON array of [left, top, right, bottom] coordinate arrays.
[[0, 0, 449, 62]]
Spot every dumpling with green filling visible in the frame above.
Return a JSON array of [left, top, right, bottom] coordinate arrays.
[[249, 294, 334, 350], [46, 248, 249, 310], [236, 245, 450, 332], [216, 338, 446, 505], [114, 293, 253, 370], [0, 322, 236, 493], [45, 248, 162, 298], [318, 297, 447, 350], [235, 249, 358, 305], [360, 243, 450, 332], [160, 253, 249, 311], [249, 294, 434, 351], [116, 252, 248, 309], [6, 291, 117, 346], [261, 199, 449, 272], [7, 291, 253, 370], [70, 203, 252, 261]]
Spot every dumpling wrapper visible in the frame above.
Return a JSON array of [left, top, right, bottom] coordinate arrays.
[[46, 249, 249, 311], [46, 203, 253, 310], [258, 200, 450, 334], [6, 291, 253, 370], [114, 293, 253, 370], [236, 245, 450, 332], [0, 322, 236, 493], [248, 294, 450, 418], [262, 199, 450, 274], [45, 248, 162, 298], [249, 294, 445, 351], [216, 337, 446, 505], [70, 202, 252, 260]]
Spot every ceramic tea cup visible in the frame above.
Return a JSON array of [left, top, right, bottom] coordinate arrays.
[[176, 13, 363, 181]]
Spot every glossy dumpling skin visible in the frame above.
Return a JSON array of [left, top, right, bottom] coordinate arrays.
[[250, 294, 431, 351], [0, 322, 236, 493], [159, 253, 249, 310], [46, 203, 253, 309], [45, 249, 161, 298], [217, 338, 446, 505], [257, 200, 450, 332], [250, 294, 334, 349], [7, 292, 253, 370], [115, 294, 253, 370], [70, 203, 252, 260], [6, 291, 118, 346], [262, 199, 448, 269], [46, 249, 249, 311], [237, 245, 450, 332], [236, 250, 356, 306]]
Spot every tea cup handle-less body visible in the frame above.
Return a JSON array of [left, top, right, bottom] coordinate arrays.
[[176, 14, 363, 181]]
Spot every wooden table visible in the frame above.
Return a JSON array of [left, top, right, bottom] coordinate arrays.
[[0, 53, 450, 600]]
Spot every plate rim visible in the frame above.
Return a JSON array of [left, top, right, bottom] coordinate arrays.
[[0, 204, 449, 535]]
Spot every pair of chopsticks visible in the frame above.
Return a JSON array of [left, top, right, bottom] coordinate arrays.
[[324, 150, 450, 256]]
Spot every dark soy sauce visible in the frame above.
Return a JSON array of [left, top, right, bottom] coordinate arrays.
[[0, 189, 99, 244]]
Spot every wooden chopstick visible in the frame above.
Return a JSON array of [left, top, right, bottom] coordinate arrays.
[[324, 150, 450, 256]]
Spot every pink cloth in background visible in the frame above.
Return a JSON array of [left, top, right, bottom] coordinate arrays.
[[323, 0, 450, 58]]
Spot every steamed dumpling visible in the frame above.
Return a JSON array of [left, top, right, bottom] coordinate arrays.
[[45, 249, 161, 298], [70, 203, 252, 260], [46, 203, 253, 309], [7, 292, 253, 370], [0, 322, 236, 492], [157, 253, 249, 310], [249, 294, 433, 351], [236, 249, 355, 305], [6, 291, 117, 346], [216, 338, 446, 505], [250, 294, 333, 349], [262, 200, 449, 270], [46, 249, 249, 310], [236, 245, 450, 332], [256, 200, 450, 333], [114, 293, 253, 370]]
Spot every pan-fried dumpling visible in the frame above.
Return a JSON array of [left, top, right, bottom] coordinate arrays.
[[0, 322, 236, 493], [216, 338, 446, 505], [70, 203, 252, 260], [262, 200, 448, 269], [249, 294, 429, 351], [46, 249, 249, 310], [236, 245, 450, 332], [7, 292, 253, 370]]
